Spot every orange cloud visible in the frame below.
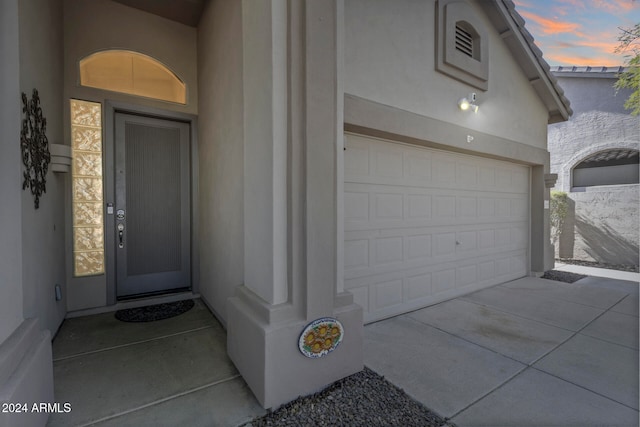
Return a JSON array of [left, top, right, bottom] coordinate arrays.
[[546, 52, 623, 66], [574, 30, 621, 54], [519, 11, 583, 35]]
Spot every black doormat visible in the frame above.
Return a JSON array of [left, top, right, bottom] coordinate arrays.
[[115, 299, 195, 322]]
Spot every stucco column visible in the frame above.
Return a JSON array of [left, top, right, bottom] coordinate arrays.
[[242, 0, 288, 306], [531, 162, 556, 274], [227, 0, 362, 409]]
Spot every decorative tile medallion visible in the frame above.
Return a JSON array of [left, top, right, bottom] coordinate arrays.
[[298, 317, 344, 358]]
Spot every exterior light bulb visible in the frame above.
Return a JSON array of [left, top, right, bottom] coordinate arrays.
[[458, 93, 479, 113]]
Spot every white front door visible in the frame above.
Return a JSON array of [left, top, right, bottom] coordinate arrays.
[[344, 134, 530, 323]]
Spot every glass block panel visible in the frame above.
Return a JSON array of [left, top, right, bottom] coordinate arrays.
[[72, 128, 102, 152], [71, 99, 104, 276], [72, 178, 103, 202], [73, 152, 103, 177], [74, 227, 104, 251], [71, 100, 102, 127], [74, 251, 105, 277], [73, 202, 103, 226]]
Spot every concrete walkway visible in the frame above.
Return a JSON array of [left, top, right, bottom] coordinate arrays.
[[48, 299, 265, 427], [48, 271, 638, 426], [365, 276, 639, 427]]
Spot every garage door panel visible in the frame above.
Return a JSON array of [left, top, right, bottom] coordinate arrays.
[[344, 239, 369, 269], [372, 279, 403, 310], [344, 245, 528, 283], [346, 248, 529, 319], [346, 136, 528, 192], [407, 194, 432, 219], [432, 158, 456, 185], [479, 166, 495, 187], [456, 230, 477, 252], [406, 272, 432, 300], [434, 195, 456, 217], [374, 236, 404, 265], [344, 135, 530, 323], [375, 193, 403, 219], [344, 191, 369, 222], [345, 185, 527, 229], [407, 234, 432, 259], [478, 260, 495, 280], [344, 142, 369, 176], [432, 269, 456, 294], [457, 196, 477, 217], [372, 149, 403, 178], [344, 224, 528, 281], [406, 152, 432, 180], [457, 264, 478, 288], [457, 162, 479, 188]]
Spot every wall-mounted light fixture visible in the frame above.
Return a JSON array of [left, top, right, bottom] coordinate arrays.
[[458, 92, 479, 113]]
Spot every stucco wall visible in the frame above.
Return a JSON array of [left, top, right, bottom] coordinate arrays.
[[344, 0, 550, 149], [19, 0, 66, 337], [63, 0, 198, 311], [197, 0, 244, 324], [549, 74, 639, 266], [0, 0, 24, 344]]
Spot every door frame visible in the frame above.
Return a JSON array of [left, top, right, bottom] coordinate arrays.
[[104, 101, 199, 305]]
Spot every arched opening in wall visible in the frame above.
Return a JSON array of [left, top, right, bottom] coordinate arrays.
[[572, 148, 639, 188], [79, 50, 186, 104]]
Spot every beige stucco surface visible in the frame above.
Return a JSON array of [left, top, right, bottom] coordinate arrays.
[[19, 0, 66, 338], [197, 0, 245, 324], [0, 2, 58, 425], [550, 75, 639, 266], [344, 0, 549, 149], [0, 0, 24, 344]]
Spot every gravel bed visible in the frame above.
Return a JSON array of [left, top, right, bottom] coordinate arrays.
[[556, 258, 639, 273], [541, 270, 588, 283], [247, 367, 455, 427]]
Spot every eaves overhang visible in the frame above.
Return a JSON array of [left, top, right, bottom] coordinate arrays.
[[477, 0, 573, 124]]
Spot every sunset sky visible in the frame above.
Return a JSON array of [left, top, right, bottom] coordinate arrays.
[[512, 0, 640, 66]]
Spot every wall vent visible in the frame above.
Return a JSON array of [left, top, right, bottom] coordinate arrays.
[[455, 23, 474, 58]]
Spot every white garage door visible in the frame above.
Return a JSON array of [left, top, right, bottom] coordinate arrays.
[[344, 134, 530, 323]]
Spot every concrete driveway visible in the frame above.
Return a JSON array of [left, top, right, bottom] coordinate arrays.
[[364, 276, 639, 427]]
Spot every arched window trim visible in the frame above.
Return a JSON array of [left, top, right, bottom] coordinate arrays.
[[557, 141, 639, 192], [79, 50, 187, 105], [570, 148, 639, 189]]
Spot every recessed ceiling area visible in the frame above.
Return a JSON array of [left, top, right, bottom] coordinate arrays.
[[112, 0, 206, 27]]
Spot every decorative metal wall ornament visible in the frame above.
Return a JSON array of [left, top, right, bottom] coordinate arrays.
[[21, 89, 51, 209], [298, 317, 344, 358]]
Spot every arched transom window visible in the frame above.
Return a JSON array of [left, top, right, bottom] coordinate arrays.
[[79, 50, 186, 104], [572, 148, 639, 188]]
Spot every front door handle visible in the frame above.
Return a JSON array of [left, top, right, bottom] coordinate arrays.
[[117, 223, 124, 248]]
